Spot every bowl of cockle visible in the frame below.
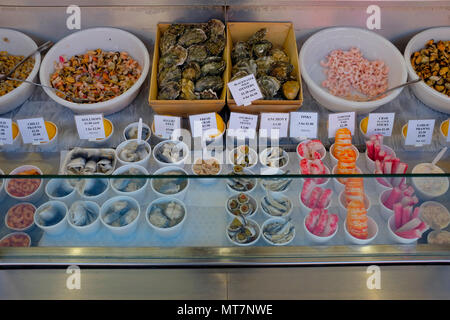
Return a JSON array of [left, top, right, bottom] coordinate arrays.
[[0, 29, 41, 114], [153, 140, 190, 168], [39, 27, 150, 115]]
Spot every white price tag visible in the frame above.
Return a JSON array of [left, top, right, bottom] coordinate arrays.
[[154, 115, 181, 139], [366, 113, 395, 136], [0, 118, 13, 145], [447, 119, 450, 143], [17, 117, 49, 145], [74, 114, 105, 140], [227, 74, 263, 106], [259, 113, 289, 138], [289, 112, 318, 139], [405, 119, 435, 146], [227, 112, 258, 139], [189, 113, 218, 138], [328, 112, 355, 138]]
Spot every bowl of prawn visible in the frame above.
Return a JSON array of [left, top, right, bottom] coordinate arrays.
[[39, 27, 150, 115], [299, 27, 407, 113]]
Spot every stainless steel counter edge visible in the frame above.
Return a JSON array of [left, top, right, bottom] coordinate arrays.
[[1, 244, 449, 266]]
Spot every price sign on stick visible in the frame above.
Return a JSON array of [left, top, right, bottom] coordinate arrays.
[[228, 112, 258, 139], [17, 117, 49, 145], [405, 119, 435, 146], [328, 112, 355, 138], [227, 74, 263, 106], [259, 113, 289, 138], [290, 112, 318, 139], [154, 115, 181, 139], [74, 114, 105, 140], [367, 113, 395, 136], [0, 118, 13, 145], [189, 113, 218, 138]]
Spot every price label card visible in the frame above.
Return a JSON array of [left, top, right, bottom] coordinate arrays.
[[0, 118, 13, 145], [366, 113, 395, 136], [74, 114, 105, 140], [227, 112, 258, 139], [405, 119, 435, 146], [289, 112, 318, 139], [447, 119, 450, 143], [17, 117, 49, 145], [227, 74, 263, 106], [189, 113, 218, 138], [259, 113, 289, 138], [154, 115, 181, 139], [328, 112, 355, 138]]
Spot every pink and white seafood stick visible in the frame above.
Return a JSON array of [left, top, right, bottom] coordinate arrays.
[[402, 206, 412, 226], [395, 229, 422, 239], [312, 210, 329, 236], [317, 188, 332, 209], [301, 179, 316, 204], [298, 140, 323, 160], [305, 209, 339, 237], [366, 135, 385, 161], [301, 180, 332, 209], [308, 187, 322, 208], [392, 201, 429, 239], [394, 203, 403, 229], [411, 207, 420, 220], [384, 187, 403, 209], [397, 218, 422, 233], [322, 213, 339, 237], [400, 196, 418, 207], [305, 208, 321, 233]]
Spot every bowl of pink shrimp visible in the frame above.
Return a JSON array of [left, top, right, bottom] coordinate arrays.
[[299, 27, 407, 113]]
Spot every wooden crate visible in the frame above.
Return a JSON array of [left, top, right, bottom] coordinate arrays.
[[148, 23, 228, 117], [226, 22, 303, 114]]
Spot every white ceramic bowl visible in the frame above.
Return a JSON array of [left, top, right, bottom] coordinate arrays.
[[344, 216, 378, 245], [332, 165, 363, 195], [404, 27, 450, 114], [123, 121, 151, 142], [225, 168, 258, 194], [296, 140, 326, 162], [111, 164, 149, 202], [303, 215, 338, 244], [77, 178, 111, 205], [387, 215, 419, 244], [39, 27, 150, 115], [259, 147, 289, 171], [45, 178, 78, 207], [116, 139, 152, 168], [229, 146, 258, 170], [145, 197, 187, 238], [411, 163, 449, 201], [300, 27, 407, 113], [338, 191, 371, 220], [5, 202, 36, 232], [151, 166, 189, 200], [419, 201, 450, 231], [378, 189, 394, 221], [0, 29, 41, 114], [298, 190, 332, 217], [34, 201, 69, 236], [100, 196, 140, 237], [259, 167, 292, 195], [226, 217, 261, 247], [5, 165, 44, 203], [329, 144, 360, 167], [191, 157, 222, 185], [260, 193, 293, 218], [67, 200, 101, 235], [225, 193, 258, 219], [364, 145, 396, 173], [153, 140, 190, 168], [0, 232, 31, 247], [262, 217, 296, 246]]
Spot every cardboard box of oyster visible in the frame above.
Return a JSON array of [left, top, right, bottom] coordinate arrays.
[[148, 20, 229, 117], [226, 22, 303, 114]]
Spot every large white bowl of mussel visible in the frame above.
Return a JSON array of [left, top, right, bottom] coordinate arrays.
[[149, 19, 228, 116], [146, 197, 187, 238], [0, 29, 41, 114], [39, 27, 150, 115], [226, 216, 261, 246]]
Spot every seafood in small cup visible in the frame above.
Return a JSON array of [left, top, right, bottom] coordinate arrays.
[[227, 216, 260, 246], [226, 166, 257, 193], [64, 148, 116, 175], [77, 178, 109, 197], [260, 172, 292, 193], [152, 168, 188, 196], [117, 140, 151, 163], [35, 202, 66, 227], [226, 193, 257, 217], [5, 203, 36, 231], [0, 232, 31, 247], [46, 179, 75, 198], [153, 140, 189, 165], [6, 166, 42, 199], [229, 145, 257, 168], [124, 122, 151, 141], [68, 201, 99, 227], [260, 147, 288, 169], [260, 192, 292, 217], [147, 199, 185, 229], [192, 158, 221, 175], [262, 218, 295, 245], [101, 199, 139, 228], [112, 167, 147, 193]]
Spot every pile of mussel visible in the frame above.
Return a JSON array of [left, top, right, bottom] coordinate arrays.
[[158, 19, 226, 100], [231, 28, 299, 100]]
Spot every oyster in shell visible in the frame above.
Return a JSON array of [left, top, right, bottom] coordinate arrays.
[[158, 45, 187, 71], [232, 59, 257, 77], [207, 19, 225, 38], [158, 81, 181, 100], [178, 28, 207, 47], [270, 47, 289, 63], [270, 61, 293, 82], [195, 76, 223, 92], [187, 44, 208, 63], [196, 89, 218, 100], [257, 75, 280, 98], [158, 65, 181, 87], [252, 40, 272, 58], [160, 32, 177, 55], [256, 55, 275, 78], [247, 28, 267, 45], [231, 41, 250, 63], [166, 24, 186, 36], [206, 35, 226, 56], [182, 62, 201, 81], [201, 60, 226, 76], [180, 78, 197, 100], [230, 70, 248, 82]]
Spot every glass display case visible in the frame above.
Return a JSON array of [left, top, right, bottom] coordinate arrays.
[[0, 0, 449, 268]]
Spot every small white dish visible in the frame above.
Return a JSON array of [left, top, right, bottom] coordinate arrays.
[[225, 168, 258, 195], [225, 193, 258, 219], [344, 216, 378, 245], [296, 140, 326, 162], [338, 191, 371, 220], [226, 217, 261, 247], [67, 200, 101, 235], [5, 202, 36, 232], [116, 139, 152, 168], [5, 165, 44, 203], [229, 145, 258, 170], [77, 178, 111, 205], [191, 157, 222, 185], [303, 215, 338, 244], [100, 196, 141, 237], [151, 166, 189, 200], [364, 145, 396, 173], [145, 197, 187, 238], [123, 121, 151, 142], [259, 147, 289, 171], [329, 144, 360, 167], [387, 215, 420, 244], [261, 217, 296, 246], [153, 140, 190, 168], [298, 191, 332, 217], [111, 164, 149, 202], [260, 193, 293, 219], [45, 178, 78, 207], [34, 201, 69, 236], [332, 165, 363, 195], [300, 164, 331, 188]]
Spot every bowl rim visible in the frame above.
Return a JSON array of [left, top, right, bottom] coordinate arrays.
[[226, 216, 261, 246], [260, 193, 293, 218], [38, 27, 150, 109], [0, 231, 31, 247], [5, 202, 36, 231], [0, 28, 41, 104], [111, 163, 150, 193], [5, 165, 43, 199], [33, 200, 69, 230], [403, 27, 450, 102], [299, 26, 408, 108]]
